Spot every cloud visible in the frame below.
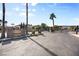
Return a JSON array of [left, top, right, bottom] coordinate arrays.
[[0, 10, 2, 14], [22, 3, 31, 7], [28, 13, 35, 16], [14, 7, 20, 11], [28, 9, 31, 12], [28, 8, 36, 12], [0, 10, 11, 16], [32, 9, 36, 12], [19, 12, 34, 17], [22, 3, 37, 6], [31, 2, 38, 6], [21, 8, 36, 12], [41, 8, 45, 11], [0, 10, 2, 19], [21, 9, 25, 12]]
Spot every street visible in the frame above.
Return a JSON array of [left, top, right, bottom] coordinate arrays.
[[0, 31, 79, 56]]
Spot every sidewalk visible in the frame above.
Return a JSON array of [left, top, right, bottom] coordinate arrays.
[[68, 31, 79, 38]]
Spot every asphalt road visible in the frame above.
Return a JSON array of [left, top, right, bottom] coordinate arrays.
[[0, 31, 79, 56]]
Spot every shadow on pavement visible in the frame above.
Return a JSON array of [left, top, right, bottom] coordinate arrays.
[[28, 37, 58, 56], [2, 40, 12, 45], [40, 33, 46, 37], [1, 36, 27, 45], [1, 33, 45, 45], [29, 33, 46, 37]]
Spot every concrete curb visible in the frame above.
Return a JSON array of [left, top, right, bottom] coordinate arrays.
[[0, 35, 27, 43]]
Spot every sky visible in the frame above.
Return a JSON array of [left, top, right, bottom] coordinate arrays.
[[0, 3, 79, 26]]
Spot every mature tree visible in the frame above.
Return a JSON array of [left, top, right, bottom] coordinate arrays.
[[32, 26, 35, 35], [54, 25, 60, 31], [22, 23, 25, 29], [20, 23, 23, 29], [41, 23, 47, 31], [37, 25, 41, 34], [1, 3, 5, 38], [50, 13, 56, 31]]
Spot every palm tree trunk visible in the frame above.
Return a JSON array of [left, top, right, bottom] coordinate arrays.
[[26, 3, 28, 35], [52, 19, 54, 30], [1, 3, 5, 38]]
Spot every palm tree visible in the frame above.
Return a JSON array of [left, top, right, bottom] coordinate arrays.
[[26, 3, 28, 35], [1, 3, 5, 38], [50, 13, 56, 31]]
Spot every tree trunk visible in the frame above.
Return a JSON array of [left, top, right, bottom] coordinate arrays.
[[1, 3, 5, 38], [52, 19, 54, 30]]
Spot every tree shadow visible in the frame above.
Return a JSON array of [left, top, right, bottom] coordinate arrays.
[[40, 33, 46, 37], [28, 37, 58, 56], [29, 33, 46, 37]]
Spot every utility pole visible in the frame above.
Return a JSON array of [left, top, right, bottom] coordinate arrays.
[[26, 3, 28, 35], [1, 3, 5, 38]]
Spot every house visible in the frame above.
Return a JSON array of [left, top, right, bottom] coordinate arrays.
[[14, 24, 33, 32]]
